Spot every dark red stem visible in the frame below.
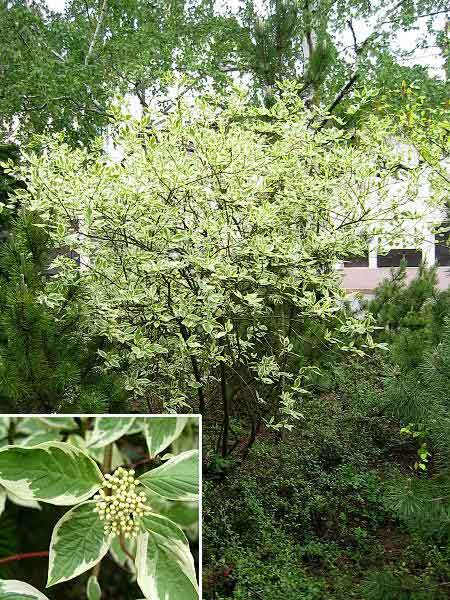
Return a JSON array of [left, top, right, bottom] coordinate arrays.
[[0, 550, 49, 565]]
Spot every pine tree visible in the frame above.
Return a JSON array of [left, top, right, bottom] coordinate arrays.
[[368, 261, 448, 369], [367, 263, 450, 541], [0, 142, 22, 240], [0, 211, 127, 413], [247, 0, 335, 107], [381, 318, 450, 542]]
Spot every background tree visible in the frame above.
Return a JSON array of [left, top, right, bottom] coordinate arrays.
[[1, 0, 448, 145], [211, 0, 449, 114], [0, 0, 222, 144]]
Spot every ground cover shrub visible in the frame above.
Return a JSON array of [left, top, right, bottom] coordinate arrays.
[[203, 428, 394, 599], [203, 333, 450, 599]]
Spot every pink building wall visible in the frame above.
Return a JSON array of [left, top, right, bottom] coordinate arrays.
[[342, 267, 450, 295]]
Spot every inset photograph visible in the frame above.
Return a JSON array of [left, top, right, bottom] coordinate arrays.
[[0, 415, 200, 600]]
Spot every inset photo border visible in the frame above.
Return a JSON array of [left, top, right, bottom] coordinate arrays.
[[0, 414, 201, 600]]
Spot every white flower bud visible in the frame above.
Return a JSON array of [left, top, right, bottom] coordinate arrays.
[[94, 466, 151, 538]]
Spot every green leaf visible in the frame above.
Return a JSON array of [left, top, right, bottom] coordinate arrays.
[[0, 418, 10, 441], [139, 450, 199, 502], [88, 418, 136, 448], [47, 501, 111, 587], [144, 492, 199, 530], [127, 421, 145, 435], [0, 442, 103, 505], [18, 432, 62, 447], [171, 421, 198, 455], [143, 418, 188, 458], [86, 575, 101, 600], [0, 580, 50, 599], [136, 514, 198, 600], [157, 501, 199, 530]]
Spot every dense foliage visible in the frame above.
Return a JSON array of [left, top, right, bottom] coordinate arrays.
[[4, 88, 445, 443], [204, 267, 450, 599], [1, 0, 450, 598], [1, 0, 448, 144]]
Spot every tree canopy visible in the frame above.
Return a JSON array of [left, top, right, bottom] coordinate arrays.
[[1, 0, 448, 144]]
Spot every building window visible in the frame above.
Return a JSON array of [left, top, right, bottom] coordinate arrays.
[[377, 249, 422, 268], [435, 224, 450, 267]]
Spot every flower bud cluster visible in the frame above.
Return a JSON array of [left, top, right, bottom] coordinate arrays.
[[93, 467, 151, 538]]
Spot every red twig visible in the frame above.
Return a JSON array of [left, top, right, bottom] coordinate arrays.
[[121, 456, 154, 470], [0, 551, 49, 565], [130, 457, 153, 469]]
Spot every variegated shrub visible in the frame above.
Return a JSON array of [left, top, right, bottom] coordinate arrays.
[[4, 84, 446, 448]]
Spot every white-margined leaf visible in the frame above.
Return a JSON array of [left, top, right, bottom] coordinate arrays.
[[86, 575, 101, 600], [136, 514, 198, 600], [67, 434, 125, 470], [16, 418, 76, 435], [36, 417, 78, 431], [0, 442, 103, 505], [0, 579, 50, 599], [6, 489, 41, 510], [19, 431, 62, 447], [0, 486, 6, 517], [16, 419, 49, 435], [0, 418, 10, 441], [47, 501, 112, 587], [183, 521, 199, 543], [88, 417, 136, 448], [138, 450, 199, 502], [143, 417, 188, 459]]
